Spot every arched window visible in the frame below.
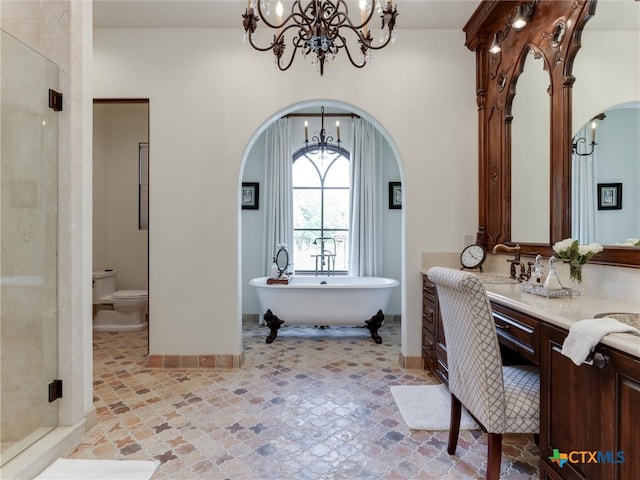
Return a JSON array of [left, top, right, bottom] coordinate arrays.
[[292, 145, 350, 275]]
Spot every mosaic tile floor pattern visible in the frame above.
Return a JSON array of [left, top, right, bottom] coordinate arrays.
[[68, 322, 539, 479]]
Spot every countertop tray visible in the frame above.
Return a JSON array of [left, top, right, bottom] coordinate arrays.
[[522, 282, 573, 298]]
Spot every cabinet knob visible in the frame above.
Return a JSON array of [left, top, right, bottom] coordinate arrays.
[[585, 351, 610, 369]]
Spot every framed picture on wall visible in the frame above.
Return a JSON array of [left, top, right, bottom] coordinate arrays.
[[389, 182, 402, 209], [597, 182, 622, 210], [242, 182, 259, 210]]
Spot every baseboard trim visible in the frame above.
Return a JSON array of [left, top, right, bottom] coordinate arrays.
[[147, 351, 245, 369], [398, 352, 423, 370]]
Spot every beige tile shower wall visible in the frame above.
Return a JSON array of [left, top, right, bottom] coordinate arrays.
[[0, 26, 60, 444], [1, 2, 96, 476], [1, 1, 71, 72], [1, 284, 57, 441]]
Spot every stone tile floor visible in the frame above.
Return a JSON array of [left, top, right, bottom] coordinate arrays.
[[67, 321, 539, 479]]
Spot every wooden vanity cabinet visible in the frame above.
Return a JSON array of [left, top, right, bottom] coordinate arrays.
[[421, 275, 537, 383], [421, 275, 436, 369], [421, 275, 448, 383], [492, 302, 539, 365], [420, 279, 640, 478], [539, 323, 640, 480]]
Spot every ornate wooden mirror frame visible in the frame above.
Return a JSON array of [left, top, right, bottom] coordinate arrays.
[[463, 0, 639, 267]]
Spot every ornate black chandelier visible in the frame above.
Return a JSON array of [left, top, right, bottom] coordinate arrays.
[[304, 106, 341, 156], [242, 0, 398, 75]]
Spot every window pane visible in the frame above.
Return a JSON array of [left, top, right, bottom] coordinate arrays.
[[293, 189, 321, 229], [293, 231, 349, 273], [324, 189, 350, 229], [324, 231, 349, 272], [292, 156, 321, 187], [324, 156, 350, 187], [293, 230, 321, 271], [138, 143, 149, 230], [292, 145, 350, 274]]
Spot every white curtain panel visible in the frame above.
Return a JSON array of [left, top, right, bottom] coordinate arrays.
[[571, 124, 597, 244], [263, 118, 294, 275], [349, 117, 383, 277]]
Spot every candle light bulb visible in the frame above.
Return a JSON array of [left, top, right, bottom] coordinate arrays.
[[591, 121, 597, 143], [359, 0, 368, 34], [304, 120, 309, 142], [336, 121, 340, 142]]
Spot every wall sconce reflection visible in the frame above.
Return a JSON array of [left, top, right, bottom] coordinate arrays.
[[572, 113, 606, 157]]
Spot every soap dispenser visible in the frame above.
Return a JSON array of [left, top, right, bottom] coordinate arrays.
[[529, 255, 544, 286], [543, 256, 563, 290]]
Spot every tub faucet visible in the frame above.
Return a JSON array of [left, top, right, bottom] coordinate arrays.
[[492, 244, 523, 280]]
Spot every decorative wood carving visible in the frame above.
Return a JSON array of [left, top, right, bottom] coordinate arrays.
[[463, 1, 639, 267]]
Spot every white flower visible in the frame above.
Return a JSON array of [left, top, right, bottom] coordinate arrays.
[[577, 244, 590, 256], [586, 243, 603, 254], [552, 238, 574, 254], [623, 238, 640, 246]]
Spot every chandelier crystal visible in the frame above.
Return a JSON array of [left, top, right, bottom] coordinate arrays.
[[242, 0, 398, 75]]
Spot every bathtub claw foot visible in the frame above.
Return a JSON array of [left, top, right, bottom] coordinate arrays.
[[365, 310, 384, 344], [264, 309, 284, 344]]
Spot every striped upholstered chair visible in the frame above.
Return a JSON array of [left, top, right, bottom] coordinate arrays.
[[427, 267, 539, 480]]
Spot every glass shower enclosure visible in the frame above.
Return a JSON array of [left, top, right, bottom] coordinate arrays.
[[0, 30, 59, 466]]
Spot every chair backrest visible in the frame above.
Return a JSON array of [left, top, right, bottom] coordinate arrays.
[[427, 267, 506, 432]]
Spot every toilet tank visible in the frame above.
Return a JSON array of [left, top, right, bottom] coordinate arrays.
[[92, 269, 116, 303]]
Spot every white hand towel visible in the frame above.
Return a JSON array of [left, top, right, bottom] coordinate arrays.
[[561, 318, 640, 366]]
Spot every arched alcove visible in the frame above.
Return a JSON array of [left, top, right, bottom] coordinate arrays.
[[238, 99, 406, 352]]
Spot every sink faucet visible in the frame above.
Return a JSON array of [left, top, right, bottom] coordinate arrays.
[[492, 244, 526, 280], [492, 243, 521, 261]]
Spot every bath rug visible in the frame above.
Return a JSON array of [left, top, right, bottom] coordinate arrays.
[[391, 383, 479, 431], [35, 459, 160, 480]]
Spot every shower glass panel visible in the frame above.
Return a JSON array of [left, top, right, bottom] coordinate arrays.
[[1, 30, 59, 466]]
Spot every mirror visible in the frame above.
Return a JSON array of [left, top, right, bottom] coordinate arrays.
[[571, 3, 640, 253], [275, 244, 289, 277], [572, 102, 640, 245], [511, 48, 550, 244], [465, 0, 640, 267]]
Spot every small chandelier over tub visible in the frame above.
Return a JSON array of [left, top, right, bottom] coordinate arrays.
[[242, 0, 398, 75]]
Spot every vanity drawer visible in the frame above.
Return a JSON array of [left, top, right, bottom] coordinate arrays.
[[422, 326, 435, 369], [422, 303, 436, 333], [422, 276, 437, 302], [491, 302, 539, 364], [434, 352, 449, 384]]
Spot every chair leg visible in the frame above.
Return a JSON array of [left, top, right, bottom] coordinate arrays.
[[447, 393, 462, 455], [486, 432, 503, 480]]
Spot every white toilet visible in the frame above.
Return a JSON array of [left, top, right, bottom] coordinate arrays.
[[92, 269, 148, 332]]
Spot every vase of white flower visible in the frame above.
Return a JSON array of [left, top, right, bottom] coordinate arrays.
[[552, 238, 603, 296]]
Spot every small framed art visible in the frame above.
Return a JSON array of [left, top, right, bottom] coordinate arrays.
[[389, 182, 402, 209], [597, 182, 622, 210], [242, 182, 259, 210]]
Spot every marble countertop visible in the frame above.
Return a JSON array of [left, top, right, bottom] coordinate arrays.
[[421, 268, 640, 359], [485, 282, 640, 359]]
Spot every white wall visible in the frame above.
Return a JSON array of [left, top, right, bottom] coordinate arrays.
[[93, 103, 149, 290], [93, 27, 478, 359]]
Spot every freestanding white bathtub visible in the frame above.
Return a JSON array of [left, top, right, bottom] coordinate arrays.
[[249, 276, 399, 344]]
